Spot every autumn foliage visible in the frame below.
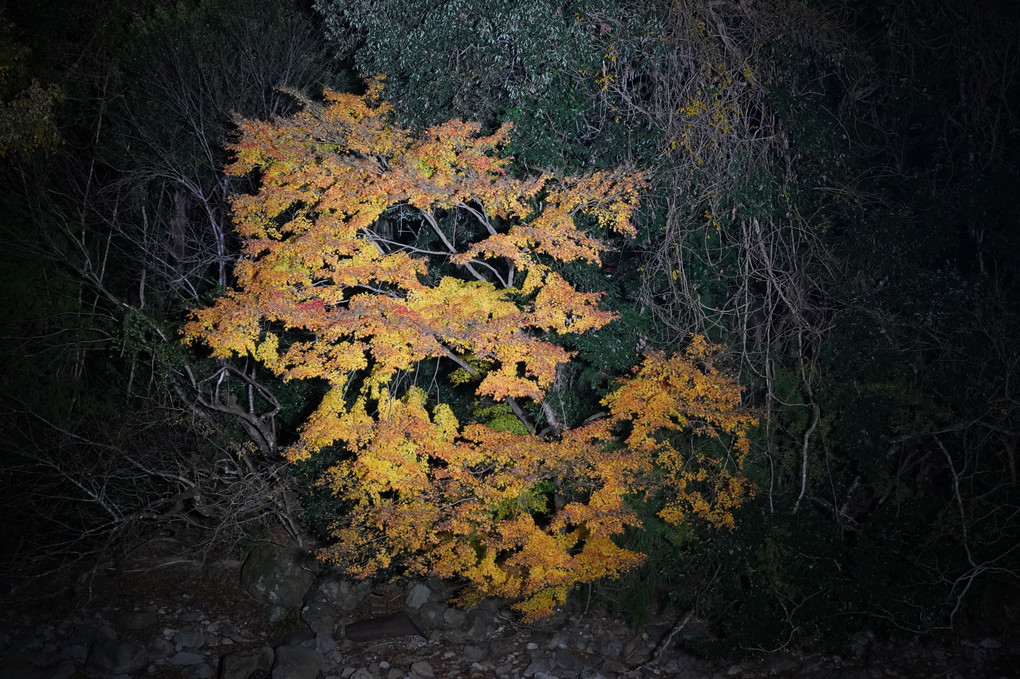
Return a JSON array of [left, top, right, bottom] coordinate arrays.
[[184, 78, 756, 619]]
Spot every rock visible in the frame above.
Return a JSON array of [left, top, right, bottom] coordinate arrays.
[[62, 641, 91, 662], [287, 628, 315, 647], [600, 659, 628, 675], [175, 629, 207, 649], [85, 635, 149, 677], [675, 670, 707, 679], [271, 645, 322, 679], [185, 663, 216, 679], [596, 634, 624, 660], [646, 623, 671, 645], [240, 543, 315, 610], [799, 655, 826, 673], [315, 578, 372, 614], [555, 647, 583, 672], [677, 651, 701, 670], [218, 652, 258, 679], [418, 601, 449, 629], [62, 622, 98, 661], [265, 605, 289, 625], [169, 651, 206, 665], [488, 636, 516, 656], [822, 669, 876, 679], [406, 582, 432, 611], [466, 615, 489, 639], [541, 608, 570, 630], [765, 653, 799, 674], [218, 647, 274, 679], [148, 636, 174, 660], [301, 596, 335, 636], [349, 669, 375, 679], [410, 660, 435, 677], [309, 631, 336, 655], [4, 649, 42, 677], [50, 659, 77, 679], [443, 606, 467, 629], [523, 656, 551, 677], [463, 643, 487, 662], [5, 662, 51, 679], [850, 630, 876, 659], [26, 636, 45, 652], [442, 628, 469, 644], [542, 631, 566, 650], [116, 609, 158, 630]]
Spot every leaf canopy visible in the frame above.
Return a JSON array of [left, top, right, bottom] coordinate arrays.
[[184, 80, 753, 618]]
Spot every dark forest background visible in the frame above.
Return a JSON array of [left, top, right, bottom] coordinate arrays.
[[2, 0, 1018, 655]]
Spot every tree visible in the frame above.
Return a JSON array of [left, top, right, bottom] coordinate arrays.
[[110, 0, 342, 298], [311, 0, 640, 172], [184, 78, 756, 619], [0, 0, 341, 579], [0, 11, 61, 157]]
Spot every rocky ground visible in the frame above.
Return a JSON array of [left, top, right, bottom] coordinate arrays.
[[1, 533, 1017, 679]]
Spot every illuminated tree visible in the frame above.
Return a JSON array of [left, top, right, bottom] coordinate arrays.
[[184, 78, 756, 619]]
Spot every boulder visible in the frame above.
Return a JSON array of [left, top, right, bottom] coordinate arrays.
[[596, 634, 624, 660], [405, 582, 432, 611], [312, 631, 336, 654], [300, 596, 335, 636], [265, 605, 289, 624], [218, 646, 274, 679], [523, 656, 550, 677], [85, 635, 148, 677], [271, 645, 322, 679], [555, 647, 584, 672], [349, 669, 375, 679], [410, 660, 435, 678], [116, 609, 158, 630], [240, 543, 315, 610], [314, 577, 372, 614], [419, 601, 456, 630], [175, 629, 207, 649], [169, 651, 206, 666], [50, 659, 77, 679], [185, 663, 216, 679]]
